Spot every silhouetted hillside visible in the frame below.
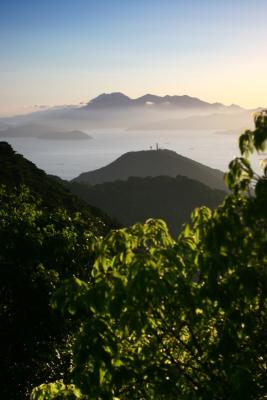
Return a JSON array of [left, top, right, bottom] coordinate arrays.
[[73, 149, 226, 191], [0, 142, 118, 234], [83, 92, 240, 111], [67, 176, 226, 237]]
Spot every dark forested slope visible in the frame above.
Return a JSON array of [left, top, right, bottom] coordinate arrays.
[[0, 142, 118, 399], [73, 149, 226, 191], [0, 141, 118, 233], [68, 176, 225, 237]]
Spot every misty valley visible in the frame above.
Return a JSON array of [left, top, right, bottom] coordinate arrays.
[[0, 92, 258, 180]]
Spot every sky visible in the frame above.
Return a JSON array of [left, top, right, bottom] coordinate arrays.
[[0, 0, 267, 116]]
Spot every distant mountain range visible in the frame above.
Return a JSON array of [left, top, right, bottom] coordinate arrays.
[[73, 149, 226, 191], [82, 92, 242, 111], [0, 91, 258, 135]]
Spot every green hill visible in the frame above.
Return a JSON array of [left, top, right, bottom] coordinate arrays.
[[73, 149, 226, 191]]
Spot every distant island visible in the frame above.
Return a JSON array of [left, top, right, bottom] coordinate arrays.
[[0, 124, 92, 140], [38, 130, 92, 140]]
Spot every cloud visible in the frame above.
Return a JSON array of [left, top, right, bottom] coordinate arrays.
[[34, 104, 49, 109]]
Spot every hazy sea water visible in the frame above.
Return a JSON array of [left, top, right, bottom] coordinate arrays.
[[1, 129, 259, 180]]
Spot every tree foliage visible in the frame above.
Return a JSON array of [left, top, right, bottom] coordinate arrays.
[[31, 113, 267, 399], [0, 186, 100, 399], [0, 141, 120, 398]]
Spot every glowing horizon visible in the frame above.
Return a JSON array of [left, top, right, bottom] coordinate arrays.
[[1, 0, 267, 116]]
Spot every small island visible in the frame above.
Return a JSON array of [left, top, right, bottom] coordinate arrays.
[[38, 130, 92, 140]]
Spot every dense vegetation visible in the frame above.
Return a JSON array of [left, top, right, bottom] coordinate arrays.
[[0, 187, 96, 398], [29, 113, 266, 399], [67, 175, 225, 237], [0, 144, 118, 399]]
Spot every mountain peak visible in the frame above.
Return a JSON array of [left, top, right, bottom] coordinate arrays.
[[73, 148, 226, 191], [87, 92, 131, 107], [79, 92, 245, 112], [135, 94, 162, 103]]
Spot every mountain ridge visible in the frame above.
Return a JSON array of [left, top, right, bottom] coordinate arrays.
[[0, 92, 254, 131], [82, 92, 244, 111], [73, 149, 226, 191]]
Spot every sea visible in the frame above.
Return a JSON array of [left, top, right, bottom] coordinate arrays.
[[1, 129, 262, 180]]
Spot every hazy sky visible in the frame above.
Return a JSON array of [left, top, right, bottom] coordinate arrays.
[[1, 0, 267, 115]]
